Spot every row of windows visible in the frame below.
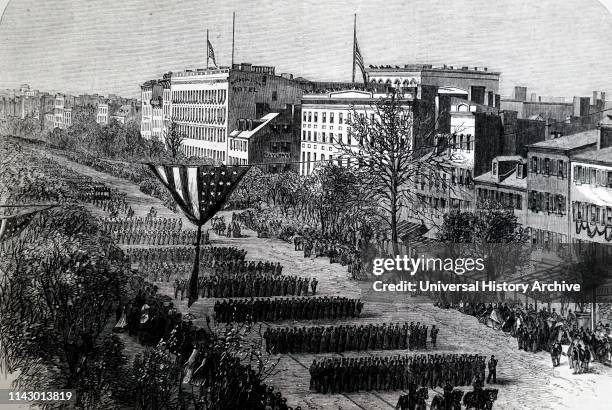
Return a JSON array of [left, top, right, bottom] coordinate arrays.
[[528, 191, 566, 214], [449, 134, 473, 151], [572, 201, 612, 225], [183, 145, 226, 162], [302, 130, 346, 144], [573, 165, 612, 187], [173, 106, 226, 125], [477, 188, 523, 210], [228, 157, 248, 165], [530, 229, 567, 251], [415, 194, 472, 211], [303, 111, 345, 124], [530, 156, 566, 179], [172, 89, 226, 105], [416, 168, 473, 191], [230, 139, 247, 152], [301, 152, 336, 175], [176, 125, 226, 143]]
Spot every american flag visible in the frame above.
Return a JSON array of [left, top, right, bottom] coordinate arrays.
[[148, 164, 250, 227], [148, 164, 250, 306], [0, 205, 56, 242], [354, 38, 367, 84], [207, 40, 217, 67]]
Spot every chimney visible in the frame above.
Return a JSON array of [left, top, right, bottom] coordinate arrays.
[[484, 67, 488, 71], [601, 91, 606, 102], [573, 96, 581, 117], [514, 86, 527, 102], [530, 93, 537, 102], [593, 91, 598, 105]]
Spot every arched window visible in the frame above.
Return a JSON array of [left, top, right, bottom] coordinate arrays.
[[458, 104, 469, 112]]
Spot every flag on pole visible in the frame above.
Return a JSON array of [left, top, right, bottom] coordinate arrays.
[[0, 205, 56, 242], [148, 164, 251, 306], [354, 38, 367, 84], [207, 40, 217, 67]]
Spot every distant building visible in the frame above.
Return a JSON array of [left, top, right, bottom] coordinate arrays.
[[140, 76, 171, 141], [54, 94, 65, 129], [474, 156, 528, 226], [227, 104, 300, 172], [366, 64, 501, 107], [409, 98, 502, 225], [500, 86, 607, 128], [170, 63, 304, 163], [299, 89, 415, 176], [96, 102, 109, 125], [525, 130, 599, 250]]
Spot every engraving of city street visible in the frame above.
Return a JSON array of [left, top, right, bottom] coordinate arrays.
[[2, 1, 612, 409]]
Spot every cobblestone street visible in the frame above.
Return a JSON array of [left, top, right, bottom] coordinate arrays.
[[45, 150, 612, 410]]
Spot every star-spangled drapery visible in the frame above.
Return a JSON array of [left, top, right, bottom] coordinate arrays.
[[148, 164, 250, 227], [0, 205, 57, 242], [148, 164, 251, 306]]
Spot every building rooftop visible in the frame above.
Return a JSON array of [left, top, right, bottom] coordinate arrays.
[[229, 112, 279, 140], [528, 129, 599, 151], [572, 146, 612, 165], [302, 89, 414, 102], [366, 64, 500, 75], [474, 169, 527, 190], [495, 155, 525, 162]]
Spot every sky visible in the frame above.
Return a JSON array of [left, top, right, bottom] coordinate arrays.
[[1, 0, 611, 99]]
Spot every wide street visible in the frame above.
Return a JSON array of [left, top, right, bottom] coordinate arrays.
[[44, 148, 612, 410]]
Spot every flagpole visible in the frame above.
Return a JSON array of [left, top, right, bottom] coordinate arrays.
[[352, 13, 356, 84], [206, 29, 209, 69], [231, 12, 236, 67]]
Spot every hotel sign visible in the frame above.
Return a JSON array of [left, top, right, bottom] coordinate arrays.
[[264, 152, 290, 159]]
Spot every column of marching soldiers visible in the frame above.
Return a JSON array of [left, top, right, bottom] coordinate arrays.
[[123, 219, 499, 409]]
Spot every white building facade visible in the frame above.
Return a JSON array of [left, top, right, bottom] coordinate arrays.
[[299, 90, 414, 176], [170, 69, 229, 162]]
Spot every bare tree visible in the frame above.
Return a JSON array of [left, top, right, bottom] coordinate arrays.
[[336, 90, 453, 254], [164, 120, 185, 160]]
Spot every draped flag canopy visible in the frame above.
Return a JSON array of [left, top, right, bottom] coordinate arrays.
[[148, 164, 250, 227], [0, 205, 57, 242], [148, 164, 251, 307]]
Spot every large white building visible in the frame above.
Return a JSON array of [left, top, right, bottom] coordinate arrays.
[[170, 63, 304, 163], [299, 89, 415, 176]]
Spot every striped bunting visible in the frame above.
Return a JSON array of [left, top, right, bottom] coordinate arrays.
[[148, 164, 251, 227], [0, 205, 56, 242]]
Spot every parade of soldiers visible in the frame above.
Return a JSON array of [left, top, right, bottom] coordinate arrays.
[[172, 273, 318, 299], [309, 354, 488, 394], [125, 245, 247, 264], [264, 322, 435, 354], [214, 296, 364, 323], [101, 215, 183, 232], [106, 224, 204, 245]]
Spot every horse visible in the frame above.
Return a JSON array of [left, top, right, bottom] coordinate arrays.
[[415, 387, 428, 410], [293, 235, 304, 251], [430, 389, 463, 410], [464, 388, 498, 410]]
